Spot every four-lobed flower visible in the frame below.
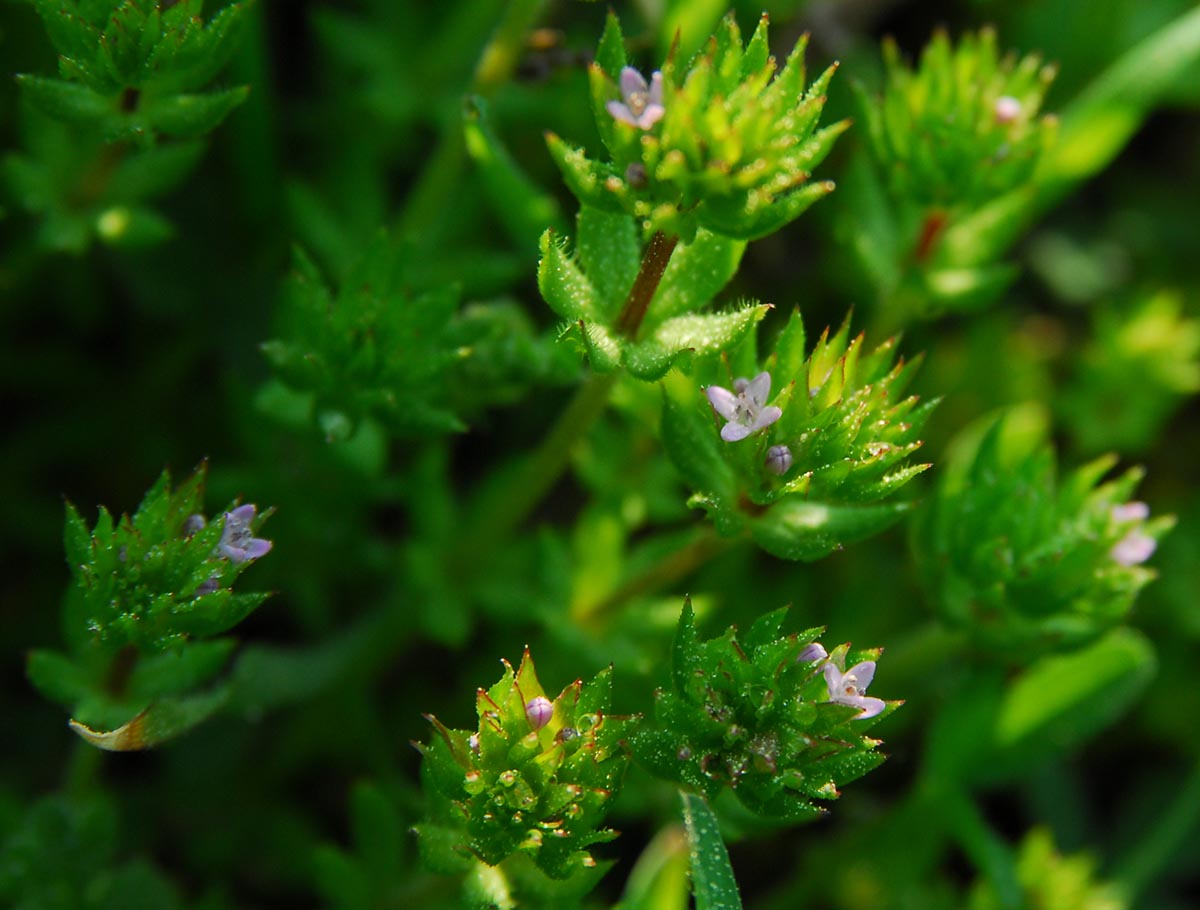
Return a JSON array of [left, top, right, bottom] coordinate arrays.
[[706, 372, 784, 441], [607, 67, 664, 130]]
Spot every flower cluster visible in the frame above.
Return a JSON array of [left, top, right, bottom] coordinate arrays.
[[28, 465, 273, 749], [416, 650, 634, 881], [914, 408, 1173, 655], [662, 309, 932, 560], [631, 602, 895, 822], [548, 12, 847, 241], [857, 28, 1058, 212]]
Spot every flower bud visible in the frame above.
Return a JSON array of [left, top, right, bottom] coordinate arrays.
[[766, 445, 793, 475], [525, 696, 553, 730]]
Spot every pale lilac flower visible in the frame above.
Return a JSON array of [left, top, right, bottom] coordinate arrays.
[[823, 661, 886, 719], [797, 642, 828, 663], [1110, 501, 1156, 566], [1111, 501, 1150, 523], [218, 504, 272, 564], [766, 445, 793, 475], [525, 696, 553, 731], [607, 67, 665, 130], [994, 95, 1022, 124], [706, 372, 783, 442], [1111, 529, 1156, 566]]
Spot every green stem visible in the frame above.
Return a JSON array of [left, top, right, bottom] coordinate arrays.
[[64, 737, 102, 795], [398, 0, 551, 237], [935, 783, 1021, 910], [464, 230, 682, 551], [575, 526, 731, 624], [1113, 759, 1200, 902], [464, 370, 618, 552]]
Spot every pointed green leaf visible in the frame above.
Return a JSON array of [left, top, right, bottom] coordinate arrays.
[[660, 381, 736, 502], [27, 649, 91, 709], [749, 499, 911, 561], [538, 230, 602, 321], [680, 791, 743, 910], [545, 133, 626, 213], [16, 75, 114, 125], [463, 96, 563, 251], [995, 628, 1156, 755], [69, 686, 231, 751], [650, 304, 769, 360], [577, 206, 640, 315], [645, 229, 746, 326], [142, 86, 250, 138]]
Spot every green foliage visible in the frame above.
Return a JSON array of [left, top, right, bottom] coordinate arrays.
[[631, 602, 893, 821], [416, 650, 635, 884], [538, 211, 764, 379], [262, 238, 466, 441], [0, 795, 182, 910], [858, 29, 1057, 213], [662, 310, 932, 559], [5, 0, 252, 251], [680, 791, 743, 910], [25, 0, 252, 140], [312, 782, 416, 910], [968, 828, 1127, 910], [27, 465, 271, 744], [1060, 291, 1200, 454], [914, 407, 1174, 655], [844, 30, 1057, 317], [550, 12, 845, 242]]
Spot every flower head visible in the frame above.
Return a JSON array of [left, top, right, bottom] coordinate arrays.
[[1109, 501, 1156, 566], [607, 66, 665, 130], [706, 372, 783, 442], [823, 661, 886, 719], [218, 504, 272, 564]]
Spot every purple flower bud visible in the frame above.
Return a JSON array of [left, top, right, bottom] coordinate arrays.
[[195, 575, 221, 596], [525, 696, 553, 731], [766, 445, 793, 475], [468, 733, 480, 753], [797, 642, 828, 663], [183, 514, 207, 537]]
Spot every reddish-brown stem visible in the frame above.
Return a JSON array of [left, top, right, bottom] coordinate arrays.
[[613, 231, 679, 339]]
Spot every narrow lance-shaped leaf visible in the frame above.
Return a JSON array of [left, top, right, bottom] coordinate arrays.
[[681, 791, 743, 910]]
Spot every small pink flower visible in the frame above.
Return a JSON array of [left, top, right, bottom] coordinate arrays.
[[706, 372, 783, 442], [994, 95, 1022, 124], [607, 67, 665, 130], [823, 661, 886, 720]]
